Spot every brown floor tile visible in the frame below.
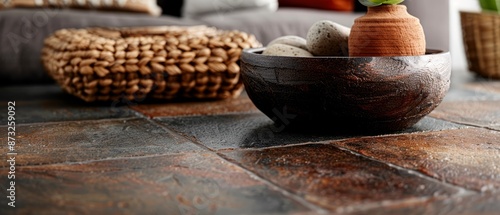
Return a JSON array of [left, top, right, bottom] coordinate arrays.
[[443, 88, 500, 101], [346, 191, 500, 215], [402, 117, 469, 133], [464, 80, 500, 95], [131, 92, 258, 118], [450, 69, 476, 89], [157, 113, 351, 149], [220, 144, 460, 211], [0, 85, 136, 124], [444, 73, 500, 101], [0, 85, 64, 102], [0, 118, 202, 167], [157, 113, 467, 150], [429, 100, 500, 129], [0, 100, 135, 125], [491, 125, 500, 131], [0, 153, 311, 214], [331, 128, 500, 191]]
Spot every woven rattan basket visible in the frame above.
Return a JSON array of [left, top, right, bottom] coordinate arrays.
[[42, 26, 261, 102], [461, 11, 500, 79]]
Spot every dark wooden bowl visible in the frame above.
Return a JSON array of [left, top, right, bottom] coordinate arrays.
[[240, 48, 451, 133]]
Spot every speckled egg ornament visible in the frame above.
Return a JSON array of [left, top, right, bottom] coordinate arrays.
[[267, 35, 308, 50], [263, 44, 313, 57], [306, 20, 350, 56]]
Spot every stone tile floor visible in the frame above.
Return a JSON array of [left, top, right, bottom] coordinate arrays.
[[0, 71, 499, 214]]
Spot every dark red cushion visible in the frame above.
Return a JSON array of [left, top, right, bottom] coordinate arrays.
[[279, 0, 355, 11]]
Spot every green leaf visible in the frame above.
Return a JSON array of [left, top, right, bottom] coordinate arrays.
[[358, 0, 405, 7], [479, 0, 499, 12]]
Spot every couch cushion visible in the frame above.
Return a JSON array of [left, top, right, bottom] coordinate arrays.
[[182, 0, 278, 18], [0, 8, 203, 85], [199, 8, 362, 45]]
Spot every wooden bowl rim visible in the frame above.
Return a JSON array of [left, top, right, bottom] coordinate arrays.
[[240, 48, 451, 132], [242, 47, 449, 59]]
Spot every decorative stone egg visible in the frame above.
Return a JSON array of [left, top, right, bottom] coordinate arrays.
[[267, 35, 308, 50], [306, 20, 350, 56], [262, 44, 313, 57]]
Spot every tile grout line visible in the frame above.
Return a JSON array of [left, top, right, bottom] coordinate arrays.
[[0, 153, 189, 169], [217, 141, 481, 214], [128, 105, 480, 153], [216, 148, 483, 215], [125, 107, 215, 153], [214, 124, 469, 153], [427, 117, 500, 132], [137, 113, 330, 214], [217, 140, 481, 205], [128, 106, 486, 212], [332, 145, 479, 196], [136, 110, 261, 120], [216, 152, 330, 215]]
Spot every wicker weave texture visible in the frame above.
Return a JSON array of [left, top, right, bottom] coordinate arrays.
[[461, 11, 500, 79], [42, 26, 261, 102]]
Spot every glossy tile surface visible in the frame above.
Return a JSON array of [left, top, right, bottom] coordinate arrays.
[[0, 85, 135, 124], [331, 128, 500, 191], [157, 113, 351, 150], [157, 114, 467, 150], [464, 80, 500, 95], [346, 191, 500, 215], [0, 118, 201, 166], [430, 101, 500, 129], [220, 144, 460, 211], [1, 78, 499, 214], [0, 153, 311, 214], [131, 92, 258, 118]]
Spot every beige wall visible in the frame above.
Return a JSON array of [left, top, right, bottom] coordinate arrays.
[[450, 0, 481, 71], [405, 0, 450, 52], [406, 0, 483, 71]]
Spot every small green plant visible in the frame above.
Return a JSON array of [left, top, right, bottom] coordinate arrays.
[[479, 0, 499, 12], [358, 0, 404, 7]]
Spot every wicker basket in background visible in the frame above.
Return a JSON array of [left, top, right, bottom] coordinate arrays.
[[42, 26, 261, 102], [460, 11, 500, 79]]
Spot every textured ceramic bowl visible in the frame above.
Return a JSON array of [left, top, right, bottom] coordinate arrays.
[[240, 48, 451, 132]]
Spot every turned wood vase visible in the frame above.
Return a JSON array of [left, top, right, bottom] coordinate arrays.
[[349, 5, 426, 57], [240, 48, 451, 133]]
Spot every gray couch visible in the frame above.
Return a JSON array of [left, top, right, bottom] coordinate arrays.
[[0, 8, 361, 85], [0, 1, 448, 85]]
